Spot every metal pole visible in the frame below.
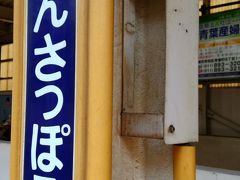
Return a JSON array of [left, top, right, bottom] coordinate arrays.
[[173, 145, 196, 180], [86, 0, 114, 179], [10, 0, 25, 179], [202, 0, 211, 15], [75, 0, 114, 179]]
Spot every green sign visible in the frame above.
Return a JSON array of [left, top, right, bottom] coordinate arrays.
[[199, 9, 240, 80]]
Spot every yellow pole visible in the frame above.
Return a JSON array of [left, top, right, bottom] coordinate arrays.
[[86, 0, 114, 180], [173, 145, 196, 180], [75, 0, 114, 179], [10, 0, 25, 179], [74, 0, 89, 179]]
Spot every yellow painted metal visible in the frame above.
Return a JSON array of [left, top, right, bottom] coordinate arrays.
[[74, 0, 89, 179], [173, 145, 196, 180], [10, 0, 25, 179], [86, 0, 114, 179], [75, 0, 114, 179]]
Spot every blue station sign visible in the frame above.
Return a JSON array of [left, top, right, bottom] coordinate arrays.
[[23, 0, 76, 179]]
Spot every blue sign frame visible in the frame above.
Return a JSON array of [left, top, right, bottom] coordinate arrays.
[[23, 0, 76, 179]]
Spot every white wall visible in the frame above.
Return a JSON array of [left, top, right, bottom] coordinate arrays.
[[0, 141, 10, 180], [197, 166, 240, 180]]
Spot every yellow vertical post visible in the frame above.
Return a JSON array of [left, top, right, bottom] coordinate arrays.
[[75, 0, 114, 179], [86, 0, 114, 179], [10, 0, 25, 179], [173, 145, 196, 180], [74, 0, 89, 179]]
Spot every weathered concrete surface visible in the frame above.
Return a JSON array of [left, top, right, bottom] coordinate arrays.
[[112, 1, 173, 179]]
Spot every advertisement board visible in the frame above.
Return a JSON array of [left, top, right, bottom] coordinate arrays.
[[199, 9, 240, 80]]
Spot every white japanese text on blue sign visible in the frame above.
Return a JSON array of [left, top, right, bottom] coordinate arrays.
[[24, 0, 76, 179]]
